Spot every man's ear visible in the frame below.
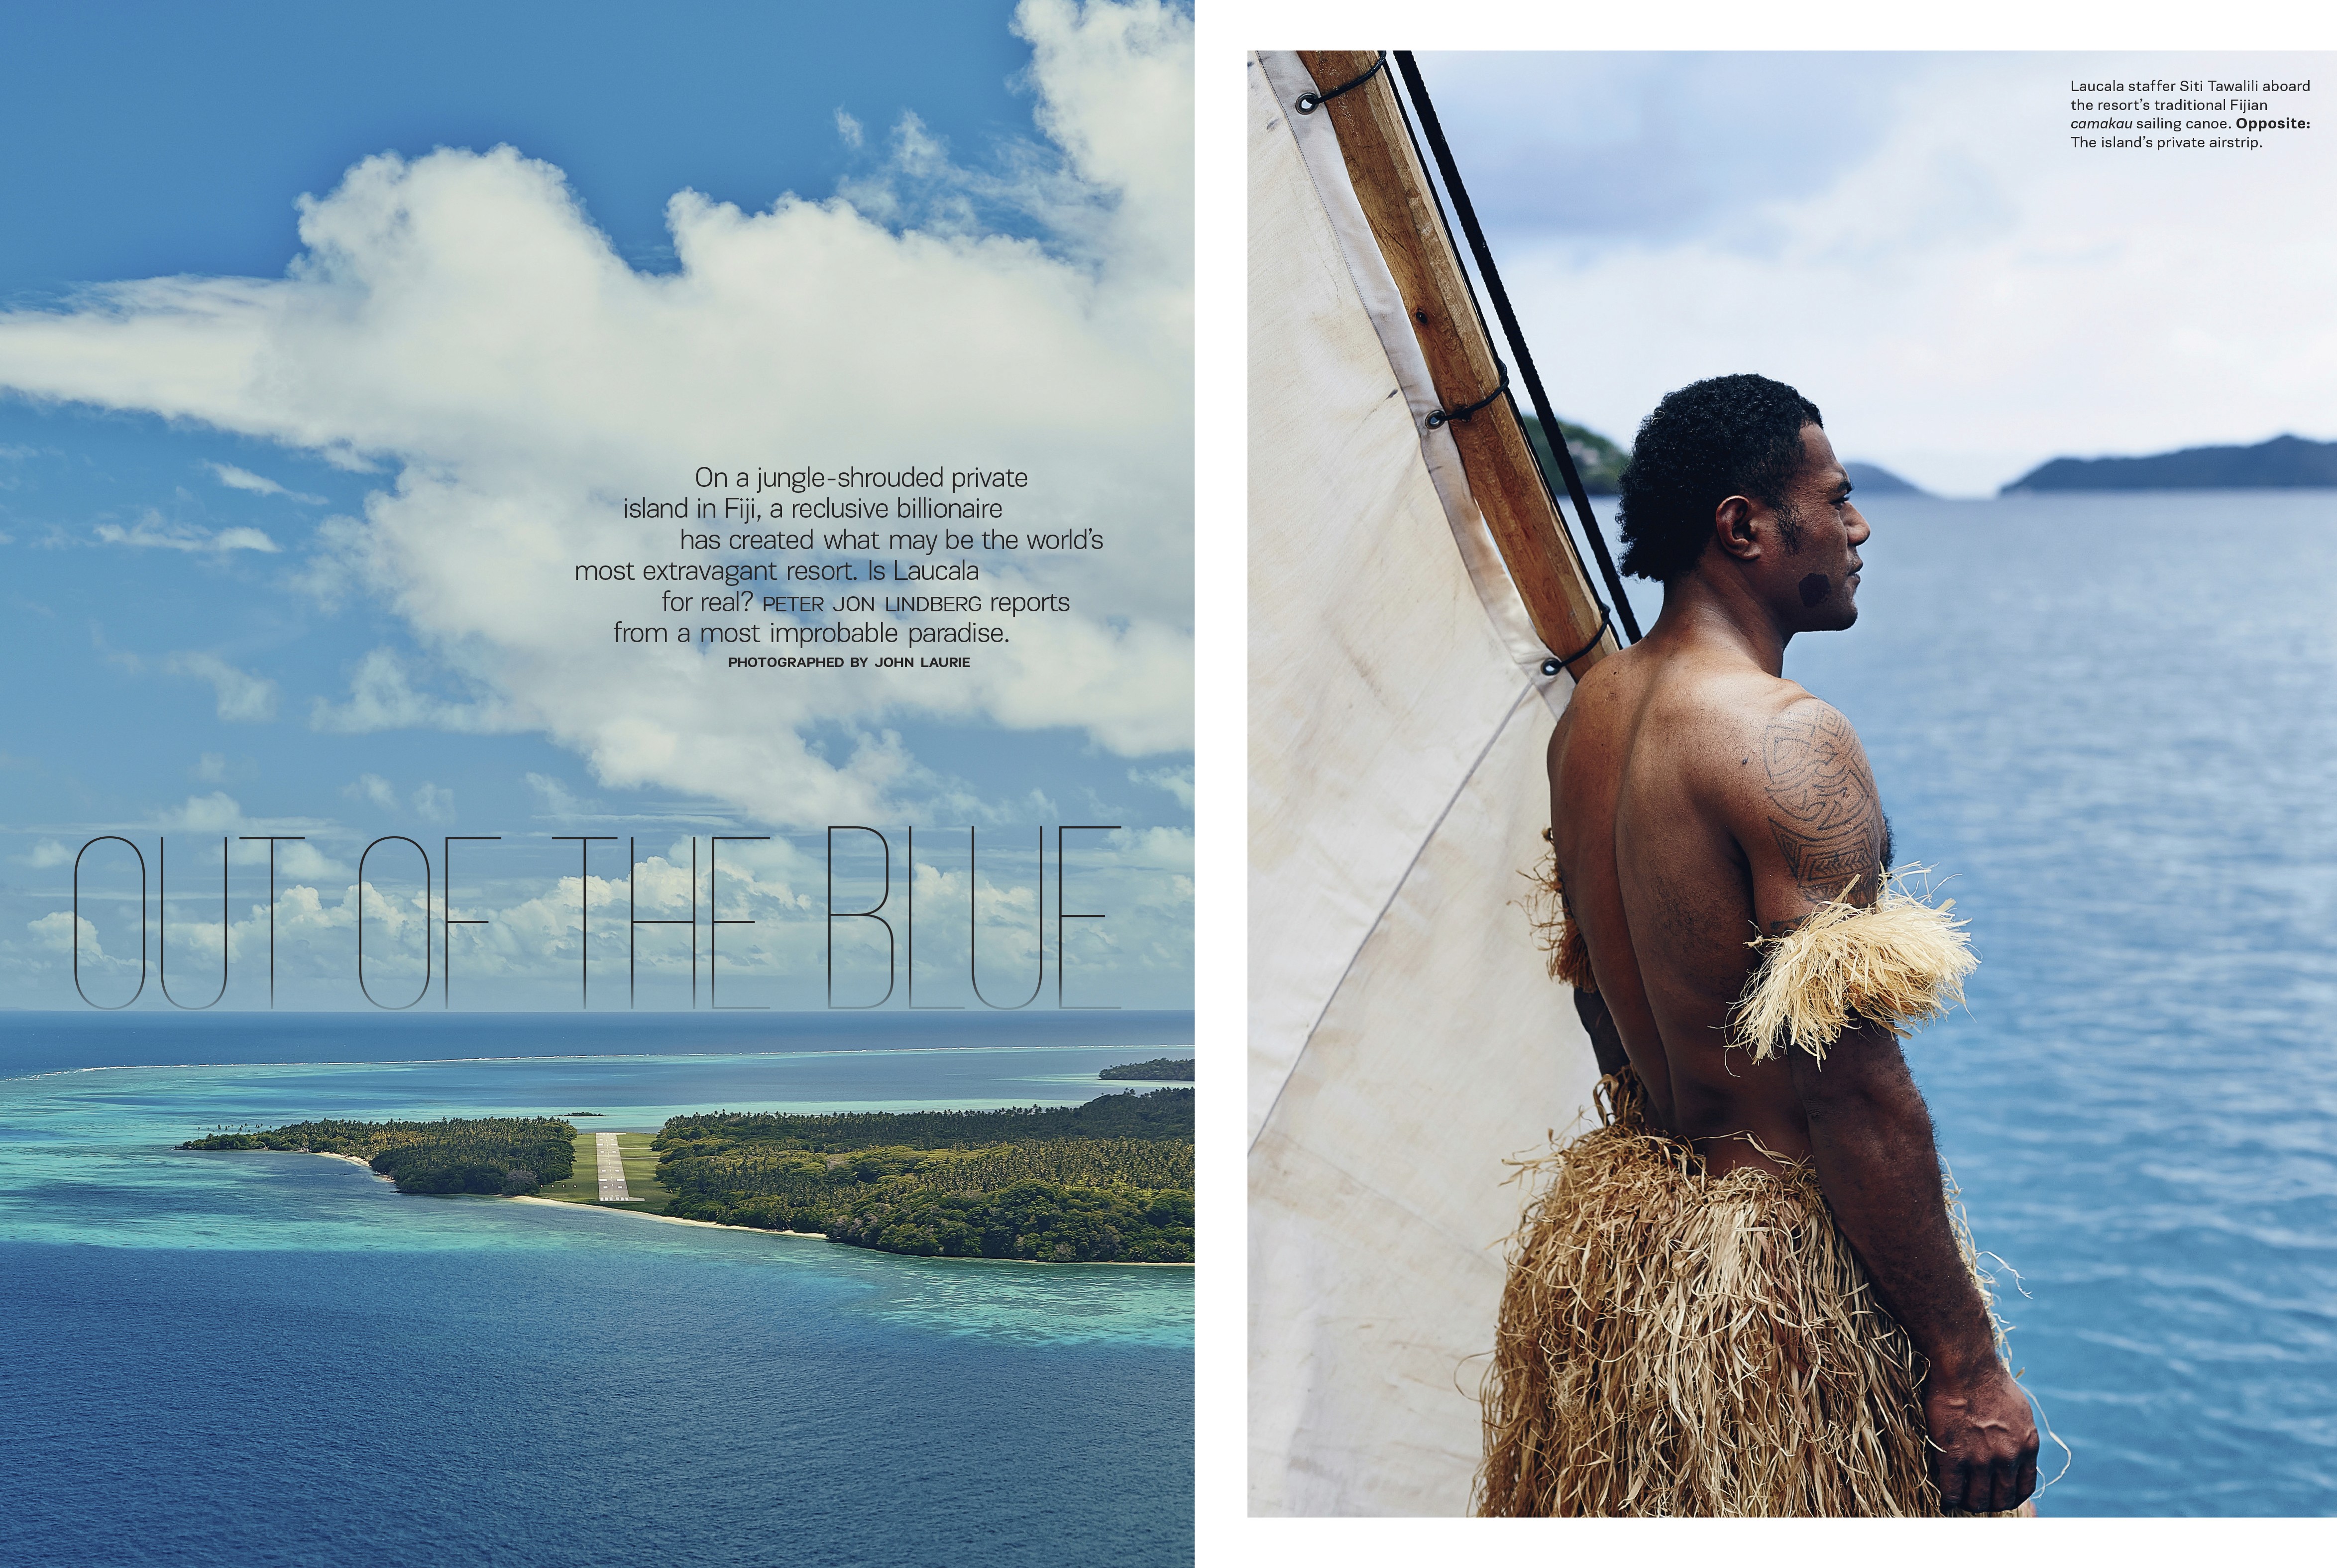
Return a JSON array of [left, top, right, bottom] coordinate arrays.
[[1713, 494, 1761, 562]]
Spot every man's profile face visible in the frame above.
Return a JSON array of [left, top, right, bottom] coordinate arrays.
[[1770, 424, 1869, 632]]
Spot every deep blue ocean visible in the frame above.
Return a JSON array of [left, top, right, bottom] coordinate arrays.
[[1623, 489, 2337, 1515], [0, 1011, 1195, 1565]]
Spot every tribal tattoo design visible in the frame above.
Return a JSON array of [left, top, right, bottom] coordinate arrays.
[[1762, 704, 1882, 906]]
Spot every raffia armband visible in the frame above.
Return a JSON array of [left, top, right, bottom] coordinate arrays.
[[1731, 875, 1976, 1064]]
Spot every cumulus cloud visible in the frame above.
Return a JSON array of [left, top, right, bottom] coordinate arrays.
[[206, 461, 328, 503], [0, 0, 1192, 829], [525, 772, 585, 817], [27, 909, 100, 956], [158, 791, 249, 833], [309, 648, 522, 734], [163, 651, 279, 721], [274, 840, 346, 881], [323, 778, 460, 832], [1129, 763, 1193, 810], [288, 513, 375, 609], [104, 799, 352, 882], [346, 773, 400, 812]]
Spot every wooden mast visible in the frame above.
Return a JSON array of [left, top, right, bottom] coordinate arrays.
[[1296, 49, 1619, 673]]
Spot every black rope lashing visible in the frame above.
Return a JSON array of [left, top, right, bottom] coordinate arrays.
[[1425, 358, 1507, 430], [1294, 52, 1386, 114], [1541, 603, 1613, 676], [1392, 52, 1641, 646]]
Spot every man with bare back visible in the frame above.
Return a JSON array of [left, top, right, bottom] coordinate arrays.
[[1476, 375, 2040, 1517]]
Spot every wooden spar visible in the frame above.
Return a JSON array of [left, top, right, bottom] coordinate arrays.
[[1296, 49, 1620, 673]]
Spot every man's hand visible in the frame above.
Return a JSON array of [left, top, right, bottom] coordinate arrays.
[[1924, 1361, 2040, 1514]]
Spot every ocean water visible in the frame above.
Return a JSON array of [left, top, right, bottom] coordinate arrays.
[[0, 1014, 1195, 1564], [1619, 490, 2337, 1515], [0, 1008, 1198, 1080]]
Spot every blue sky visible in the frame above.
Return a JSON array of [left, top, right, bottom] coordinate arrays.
[[1418, 51, 2337, 495], [0, 0, 1195, 1012], [0, 2, 1041, 294]]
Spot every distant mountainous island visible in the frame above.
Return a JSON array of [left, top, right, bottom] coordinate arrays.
[[2003, 434, 2337, 493], [1523, 415, 1629, 494], [1844, 461, 1924, 496], [1522, 428, 2337, 497]]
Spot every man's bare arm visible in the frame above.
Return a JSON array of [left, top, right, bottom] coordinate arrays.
[[1788, 1025, 2038, 1512], [1572, 986, 1630, 1079], [1733, 698, 2039, 1512]]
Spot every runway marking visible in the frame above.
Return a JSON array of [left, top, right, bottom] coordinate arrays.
[[595, 1131, 631, 1202]]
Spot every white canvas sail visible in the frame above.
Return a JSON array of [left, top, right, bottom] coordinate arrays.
[[1246, 50, 1605, 1516]]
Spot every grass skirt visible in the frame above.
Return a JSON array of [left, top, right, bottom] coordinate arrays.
[[1477, 1070, 2003, 1517]]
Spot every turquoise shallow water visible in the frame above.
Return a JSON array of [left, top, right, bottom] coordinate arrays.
[[0, 1021, 1194, 1563], [1624, 491, 2337, 1515]]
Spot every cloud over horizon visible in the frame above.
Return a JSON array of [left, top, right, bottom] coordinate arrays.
[[1419, 50, 2337, 494]]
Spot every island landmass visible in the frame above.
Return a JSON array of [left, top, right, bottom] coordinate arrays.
[[182, 1117, 574, 1195], [181, 1089, 1194, 1264], [2003, 433, 2337, 492], [1843, 460, 1925, 495], [1522, 415, 1629, 494], [656, 1089, 1193, 1262], [1099, 1057, 1194, 1081], [1519, 417, 1926, 506]]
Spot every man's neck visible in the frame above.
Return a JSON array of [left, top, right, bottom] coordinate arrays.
[[1649, 568, 1792, 676]]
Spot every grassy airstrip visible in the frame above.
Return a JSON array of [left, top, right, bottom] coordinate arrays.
[[535, 1132, 670, 1213]]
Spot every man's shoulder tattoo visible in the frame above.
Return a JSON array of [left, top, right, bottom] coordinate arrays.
[[1760, 704, 1882, 902]]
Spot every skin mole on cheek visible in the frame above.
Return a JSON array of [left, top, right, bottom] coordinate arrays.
[[1798, 572, 1831, 608]]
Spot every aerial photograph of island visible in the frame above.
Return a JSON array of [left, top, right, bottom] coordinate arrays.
[[0, 2, 1195, 1563]]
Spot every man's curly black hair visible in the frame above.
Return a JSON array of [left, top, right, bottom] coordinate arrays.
[[1615, 374, 1824, 583]]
